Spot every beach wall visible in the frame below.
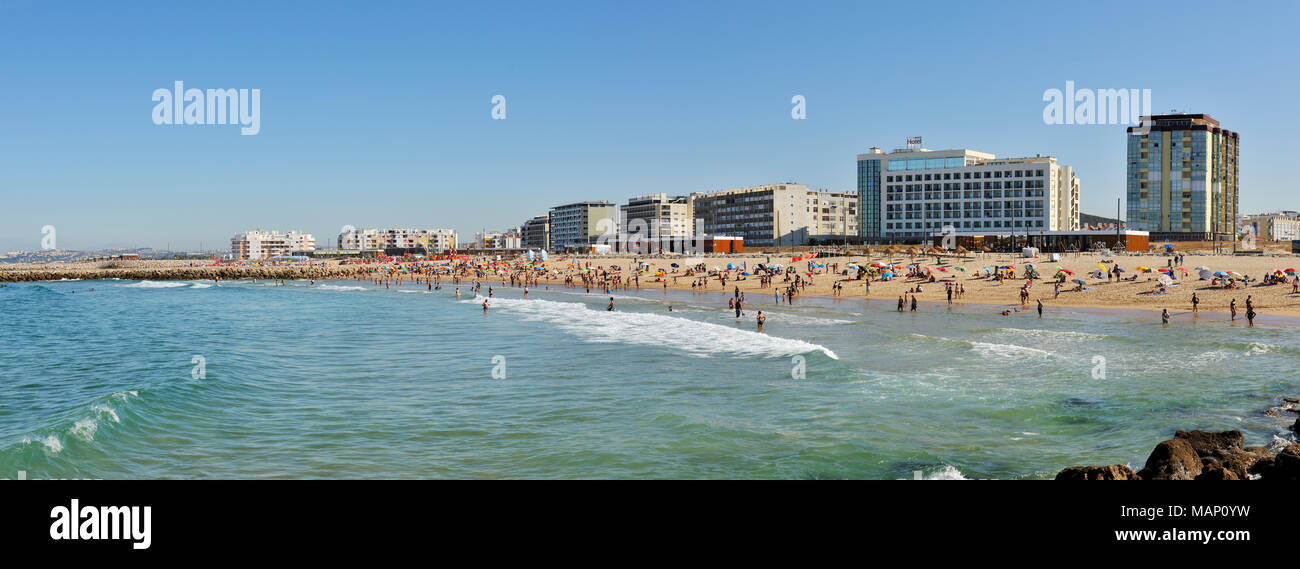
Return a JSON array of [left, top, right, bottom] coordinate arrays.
[[0, 263, 373, 283]]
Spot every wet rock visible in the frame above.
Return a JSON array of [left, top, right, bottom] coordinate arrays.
[[1138, 438, 1203, 480], [1055, 465, 1139, 480], [1195, 465, 1241, 480], [1173, 429, 1244, 462]]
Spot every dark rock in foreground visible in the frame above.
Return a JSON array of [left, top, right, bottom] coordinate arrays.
[[1055, 465, 1138, 480], [1059, 429, 1298, 481]]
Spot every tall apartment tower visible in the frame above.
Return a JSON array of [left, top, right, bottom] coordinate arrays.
[[1126, 113, 1239, 241]]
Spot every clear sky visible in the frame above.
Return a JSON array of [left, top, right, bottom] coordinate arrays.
[[2, 0, 1297, 251]]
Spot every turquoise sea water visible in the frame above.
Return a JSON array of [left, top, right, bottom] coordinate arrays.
[[1, 278, 1297, 479]]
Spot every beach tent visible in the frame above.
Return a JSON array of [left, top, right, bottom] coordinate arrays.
[[539, 250, 548, 262], [1158, 274, 1174, 286]]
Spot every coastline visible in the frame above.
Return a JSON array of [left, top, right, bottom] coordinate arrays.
[[8, 252, 1300, 328]]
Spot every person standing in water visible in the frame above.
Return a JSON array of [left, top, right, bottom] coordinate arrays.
[[1246, 304, 1257, 327], [1191, 292, 1199, 313], [482, 298, 490, 312], [1230, 298, 1237, 321], [607, 297, 615, 311], [910, 295, 918, 312], [756, 311, 766, 331], [1161, 308, 1169, 326], [1036, 299, 1043, 318]]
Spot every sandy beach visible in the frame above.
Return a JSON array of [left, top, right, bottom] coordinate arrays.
[[531, 249, 1300, 320]]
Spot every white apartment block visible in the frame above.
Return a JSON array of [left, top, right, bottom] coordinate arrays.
[[689, 183, 858, 247], [473, 229, 522, 249], [231, 230, 316, 260], [621, 193, 695, 239], [1242, 213, 1300, 242], [548, 201, 618, 251], [857, 145, 1080, 241], [337, 228, 457, 252]]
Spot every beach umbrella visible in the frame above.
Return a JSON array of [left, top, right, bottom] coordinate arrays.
[[870, 262, 886, 268], [954, 266, 966, 272], [1286, 268, 1297, 274], [1194, 265, 1210, 271], [882, 271, 894, 278], [1228, 272, 1244, 280], [1072, 278, 1086, 284], [741, 272, 752, 276], [1157, 268, 1171, 273], [1164, 244, 1175, 252], [1213, 271, 1228, 277], [670, 263, 680, 268], [1198, 269, 1213, 280], [1060, 268, 1075, 275], [1158, 274, 1174, 286], [1054, 270, 1067, 278]]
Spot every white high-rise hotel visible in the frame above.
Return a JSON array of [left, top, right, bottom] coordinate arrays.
[[857, 143, 1079, 241]]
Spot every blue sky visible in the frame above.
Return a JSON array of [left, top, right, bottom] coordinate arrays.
[[2, 0, 1297, 251]]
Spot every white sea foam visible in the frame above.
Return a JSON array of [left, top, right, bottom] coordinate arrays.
[[92, 404, 120, 423], [986, 328, 1105, 340], [36, 435, 63, 453], [472, 296, 839, 359], [189, 282, 212, 289], [120, 280, 187, 288], [921, 465, 968, 480], [971, 342, 1052, 359], [1246, 342, 1278, 355], [71, 418, 98, 442], [316, 284, 368, 292]]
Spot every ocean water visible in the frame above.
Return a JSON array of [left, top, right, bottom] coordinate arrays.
[[1, 278, 1297, 479]]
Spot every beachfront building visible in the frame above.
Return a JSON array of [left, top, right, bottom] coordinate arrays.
[[231, 230, 316, 260], [1126, 113, 1239, 241], [621, 193, 694, 239], [474, 229, 522, 249], [337, 228, 457, 253], [857, 143, 1080, 243], [689, 184, 858, 248], [521, 215, 550, 250], [1242, 212, 1300, 242], [547, 201, 618, 252]]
